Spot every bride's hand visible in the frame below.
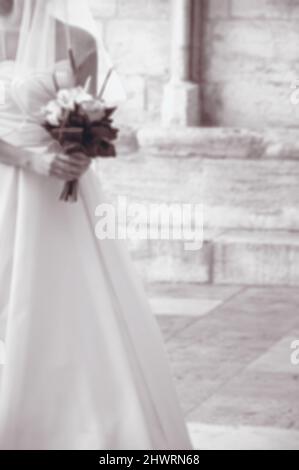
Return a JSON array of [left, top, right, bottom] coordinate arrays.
[[50, 151, 91, 181], [28, 144, 91, 181]]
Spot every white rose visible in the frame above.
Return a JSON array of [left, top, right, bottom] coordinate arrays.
[[46, 113, 61, 127], [72, 87, 93, 105], [81, 100, 106, 121], [57, 89, 76, 111], [43, 100, 63, 126]]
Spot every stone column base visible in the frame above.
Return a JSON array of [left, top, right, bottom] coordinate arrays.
[[161, 80, 201, 127]]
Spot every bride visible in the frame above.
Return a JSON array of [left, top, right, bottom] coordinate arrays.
[[0, 0, 192, 450]]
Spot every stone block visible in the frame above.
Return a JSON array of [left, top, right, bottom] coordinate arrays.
[[98, 151, 204, 206], [138, 127, 265, 158], [114, 75, 146, 125], [131, 239, 212, 283], [118, 0, 171, 19], [203, 158, 299, 230], [231, 0, 291, 19], [204, 20, 275, 66], [213, 230, 299, 285], [89, 0, 117, 18], [289, 2, 299, 18], [202, 17, 299, 127], [103, 149, 299, 232], [203, 21, 297, 81], [106, 19, 170, 77], [204, 0, 231, 19], [202, 80, 298, 129]]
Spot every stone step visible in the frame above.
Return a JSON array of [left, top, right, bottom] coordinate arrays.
[[202, 158, 299, 231], [97, 126, 299, 285], [127, 230, 299, 286], [137, 127, 299, 160], [213, 230, 299, 286], [188, 423, 299, 451], [128, 237, 213, 284], [99, 149, 299, 231]]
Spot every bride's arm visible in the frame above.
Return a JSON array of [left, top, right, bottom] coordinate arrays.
[[0, 138, 90, 180], [0, 33, 97, 179], [0, 138, 34, 169]]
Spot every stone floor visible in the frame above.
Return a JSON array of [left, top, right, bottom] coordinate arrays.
[[147, 283, 299, 450]]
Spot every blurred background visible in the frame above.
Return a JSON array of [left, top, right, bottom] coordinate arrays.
[[91, 0, 299, 450]]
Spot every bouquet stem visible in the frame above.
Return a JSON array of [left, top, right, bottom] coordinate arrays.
[[60, 180, 79, 202]]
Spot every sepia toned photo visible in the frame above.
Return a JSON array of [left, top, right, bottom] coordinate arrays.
[[0, 0, 298, 453]]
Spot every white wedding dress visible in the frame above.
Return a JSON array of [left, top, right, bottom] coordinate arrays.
[[0, 60, 192, 450]]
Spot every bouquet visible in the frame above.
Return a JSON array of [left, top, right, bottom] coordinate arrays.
[[42, 81, 118, 202]]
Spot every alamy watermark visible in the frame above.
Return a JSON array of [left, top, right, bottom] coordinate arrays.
[[290, 339, 299, 366], [95, 197, 204, 251]]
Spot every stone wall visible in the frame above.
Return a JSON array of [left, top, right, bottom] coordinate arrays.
[[90, 0, 299, 129], [202, 0, 299, 128]]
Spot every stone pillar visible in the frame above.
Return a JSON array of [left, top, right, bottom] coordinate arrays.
[[162, 0, 201, 127]]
